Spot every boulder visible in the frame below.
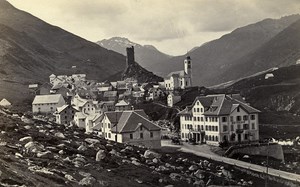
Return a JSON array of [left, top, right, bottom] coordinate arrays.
[[193, 180, 205, 187], [54, 132, 66, 139], [19, 136, 33, 143], [194, 169, 205, 179], [65, 174, 76, 182], [24, 141, 44, 153], [79, 176, 96, 186], [109, 149, 121, 157], [153, 158, 159, 164], [78, 145, 88, 151], [189, 165, 198, 171], [169, 173, 182, 181], [96, 150, 106, 161], [144, 150, 161, 159], [85, 138, 100, 144], [59, 150, 64, 155], [132, 160, 141, 166], [37, 151, 53, 159], [125, 146, 134, 151]]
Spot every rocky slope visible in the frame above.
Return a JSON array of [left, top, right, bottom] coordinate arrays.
[[96, 37, 171, 72], [0, 108, 277, 187], [149, 15, 300, 86]]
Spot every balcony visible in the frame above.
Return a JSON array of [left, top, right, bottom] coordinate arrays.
[[232, 120, 245, 125]]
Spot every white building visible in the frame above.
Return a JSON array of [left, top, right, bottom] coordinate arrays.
[[164, 56, 192, 90], [179, 94, 260, 146], [101, 110, 161, 149], [167, 93, 181, 107], [32, 94, 65, 114]]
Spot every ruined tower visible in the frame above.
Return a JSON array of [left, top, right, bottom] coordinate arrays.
[[126, 46, 135, 67]]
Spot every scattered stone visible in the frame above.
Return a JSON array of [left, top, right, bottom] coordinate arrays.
[[109, 149, 121, 157], [144, 150, 161, 159], [193, 180, 205, 186], [85, 138, 100, 144], [194, 169, 205, 179], [222, 169, 233, 179], [65, 174, 76, 182], [125, 146, 134, 151], [24, 125, 31, 130], [135, 178, 143, 184], [24, 141, 44, 153], [153, 158, 159, 164], [243, 155, 250, 159], [37, 151, 53, 159], [78, 145, 88, 151], [169, 173, 182, 181], [54, 132, 66, 139], [79, 176, 96, 186], [19, 136, 33, 143], [96, 150, 106, 161], [132, 160, 141, 166], [15, 152, 23, 158], [189, 165, 198, 171]]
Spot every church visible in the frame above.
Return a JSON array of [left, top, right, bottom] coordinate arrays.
[[164, 56, 192, 90]]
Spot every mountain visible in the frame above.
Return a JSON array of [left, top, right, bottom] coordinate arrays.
[[96, 37, 171, 73], [0, 0, 159, 101], [217, 64, 300, 125], [149, 15, 300, 86]]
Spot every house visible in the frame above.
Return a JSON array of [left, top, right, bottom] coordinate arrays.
[[146, 87, 165, 101], [72, 74, 86, 82], [100, 101, 115, 111], [0, 98, 11, 107], [32, 94, 66, 114], [167, 92, 181, 107], [164, 56, 192, 90], [51, 84, 70, 98], [265, 73, 274, 79], [54, 105, 78, 125], [85, 113, 103, 133], [103, 91, 118, 102], [101, 110, 161, 149], [74, 112, 87, 128], [178, 94, 260, 146], [115, 100, 131, 111], [38, 82, 53, 95]]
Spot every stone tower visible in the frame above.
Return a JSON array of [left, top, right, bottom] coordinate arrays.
[[184, 56, 192, 87], [126, 46, 135, 67]]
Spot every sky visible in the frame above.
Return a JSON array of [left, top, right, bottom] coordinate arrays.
[[7, 0, 300, 56]]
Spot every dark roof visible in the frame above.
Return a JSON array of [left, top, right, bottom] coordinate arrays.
[[103, 91, 118, 97], [110, 110, 160, 133], [179, 94, 260, 116]]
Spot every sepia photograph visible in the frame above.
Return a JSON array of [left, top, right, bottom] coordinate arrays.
[[0, 0, 300, 186]]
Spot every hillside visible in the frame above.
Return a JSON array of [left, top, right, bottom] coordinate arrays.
[[0, 0, 159, 101], [97, 37, 172, 73], [216, 64, 300, 125], [149, 15, 300, 86]]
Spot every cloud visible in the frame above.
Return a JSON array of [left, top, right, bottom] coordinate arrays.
[[7, 0, 300, 55]]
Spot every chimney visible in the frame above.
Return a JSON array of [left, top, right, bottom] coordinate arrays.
[[126, 46, 135, 67]]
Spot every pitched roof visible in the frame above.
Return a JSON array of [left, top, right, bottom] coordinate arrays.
[[105, 111, 123, 124], [56, 104, 78, 114], [111, 110, 160, 133], [115, 100, 130, 107], [0, 98, 11, 106], [75, 112, 87, 119], [179, 94, 260, 116], [166, 70, 185, 78], [32, 94, 64, 104]]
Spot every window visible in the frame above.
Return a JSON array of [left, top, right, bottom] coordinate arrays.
[[215, 126, 218, 131], [140, 133, 143, 139], [216, 136, 219, 142], [140, 126, 143, 131], [194, 117, 196, 121], [181, 133, 184, 138], [201, 108, 203, 113], [222, 117, 227, 122], [237, 107, 240, 112], [231, 125, 234, 131], [243, 115, 248, 121], [201, 125, 204, 130], [150, 132, 153, 138], [201, 117, 204, 122], [236, 116, 241, 121], [65, 116, 67, 119], [205, 117, 208, 122], [244, 134, 248, 140], [243, 124, 249, 130], [197, 125, 200, 131], [230, 116, 233, 122], [197, 117, 200, 121], [197, 108, 200, 112], [223, 125, 228, 132], [237, 124, 241, 129], [212, 126, 215, 131], [205, 126, 208, 131], [252, 123, 255, 129], [108, 133, 111, 138], [108, 123, 111, 128], [215, 117, 218, 122], [251, 115, 256, 120], [209, 126, 212, 131]]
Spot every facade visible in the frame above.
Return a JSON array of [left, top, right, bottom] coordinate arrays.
[[167, 93, 181, 107], [164, 56, 192, 90], [179, 94, 260, 146], [146, 88, 165, 101], [54, 105, 78, 125], [101, 110, 161, 149], [32, 94, 66, 114], [115, 100, 131, 111]]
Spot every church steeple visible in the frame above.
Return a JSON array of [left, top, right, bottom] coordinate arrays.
[[184, 56, 192, 75]]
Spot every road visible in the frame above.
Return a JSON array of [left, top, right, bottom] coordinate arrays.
[[162, 140, 300, 183]]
